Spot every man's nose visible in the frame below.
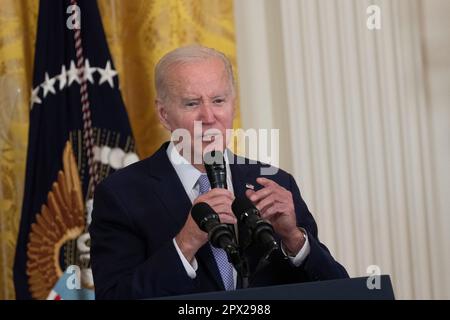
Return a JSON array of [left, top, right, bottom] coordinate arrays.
[[198, 103, 216, 124]]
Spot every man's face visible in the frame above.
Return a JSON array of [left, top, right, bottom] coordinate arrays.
[[157, 57, 235, 163]]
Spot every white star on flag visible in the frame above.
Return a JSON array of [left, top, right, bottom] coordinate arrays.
[[57, 65, 67, 90], [41, 72, 56, 97], [98, 60, 117, 88], [67, 60, 80, 85], [31, 61, 120, 109], [83, 59, 96, 84], [30, 87, 42, 109]]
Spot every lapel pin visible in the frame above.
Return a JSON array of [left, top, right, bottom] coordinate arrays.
[[245, 183, 255, 190]]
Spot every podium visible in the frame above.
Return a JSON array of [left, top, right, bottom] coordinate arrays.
[[164, 275, 395, 300]]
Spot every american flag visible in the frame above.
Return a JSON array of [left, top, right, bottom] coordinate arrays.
[[14, 0, 137, 300]]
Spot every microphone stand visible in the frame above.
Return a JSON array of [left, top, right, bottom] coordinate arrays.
[[236, 253, 250, 290], [222, 243, 249, 289], [247, 247, 277, 288], [237, 229, 279, 289]]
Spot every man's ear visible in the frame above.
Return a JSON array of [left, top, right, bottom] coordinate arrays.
[[156, 99, 171, 131]]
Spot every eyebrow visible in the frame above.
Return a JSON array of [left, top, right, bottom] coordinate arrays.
[[211, 94, 226, 99], [181, 96, 201, 102], [180, 91, 230, 102], [211, 89, 232, 99]]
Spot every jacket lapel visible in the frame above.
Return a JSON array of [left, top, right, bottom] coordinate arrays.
[[145, 142, 225, 290], [145, 142, 192, 230], [228, 151, 252, 198]]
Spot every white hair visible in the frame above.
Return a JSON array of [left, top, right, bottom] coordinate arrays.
[[155, 45, 235, 102]]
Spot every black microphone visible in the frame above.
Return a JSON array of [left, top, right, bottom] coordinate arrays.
[[232, 197, 279, 258], [203, 150, 227, 189], [191, 202, 240, 266], [203, 150, 236, 238]]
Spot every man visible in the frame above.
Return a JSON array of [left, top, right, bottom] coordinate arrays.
[[90, 46, 348, 299]]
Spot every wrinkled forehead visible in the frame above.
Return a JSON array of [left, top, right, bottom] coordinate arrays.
[[165, 58, 233, 98]]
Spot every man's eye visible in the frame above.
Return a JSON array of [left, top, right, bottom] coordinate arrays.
[[185, 102, 199, 107], [213, 99, 225, 105]]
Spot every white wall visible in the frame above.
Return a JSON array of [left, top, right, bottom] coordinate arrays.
[[234, 0, 450, 299]]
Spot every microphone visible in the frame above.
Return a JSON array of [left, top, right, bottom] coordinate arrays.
[[191, 202, 240, 266], [203, 150, 236, 238], [232, 197, 279, 258], [203, 150, 227, 189]]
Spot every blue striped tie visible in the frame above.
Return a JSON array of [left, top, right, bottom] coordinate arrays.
[[197, 174, 234, 290]]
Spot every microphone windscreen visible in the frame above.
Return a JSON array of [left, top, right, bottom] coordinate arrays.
[[203, 150, 225, 166], [231, 197, 256, 220], [191, 202, 217, 227], [203, 150, 227, 189]]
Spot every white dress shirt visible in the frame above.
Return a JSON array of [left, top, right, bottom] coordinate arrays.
[[167, 142, 310, 288]]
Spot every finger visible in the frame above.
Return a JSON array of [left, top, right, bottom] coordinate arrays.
[[196, 194, 233, 206], [255, 195, 275, 213], [248, 187, 273, 203], [202, 197, 233, 210], [260, 204, 280, 220], [200, 188, 234, 200], [212, 203, 234, 216], [245, 189, 256, 198], [218, 213, 237, 224], [256, 177, 276, 187]]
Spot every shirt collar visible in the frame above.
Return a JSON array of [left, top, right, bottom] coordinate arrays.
[[167, 141, 202, 193], [166, 141, 233, 193]]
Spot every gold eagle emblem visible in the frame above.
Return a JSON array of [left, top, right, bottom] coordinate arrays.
[[26, 141, 85, 299]]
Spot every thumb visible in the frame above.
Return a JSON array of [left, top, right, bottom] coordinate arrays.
[[245, 189, 256, 199]]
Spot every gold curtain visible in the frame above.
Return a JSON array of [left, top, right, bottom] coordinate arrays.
[[0, 0, 238, 300]]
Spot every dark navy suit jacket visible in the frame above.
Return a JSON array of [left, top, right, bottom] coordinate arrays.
[[90, 142, 348, 299]]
